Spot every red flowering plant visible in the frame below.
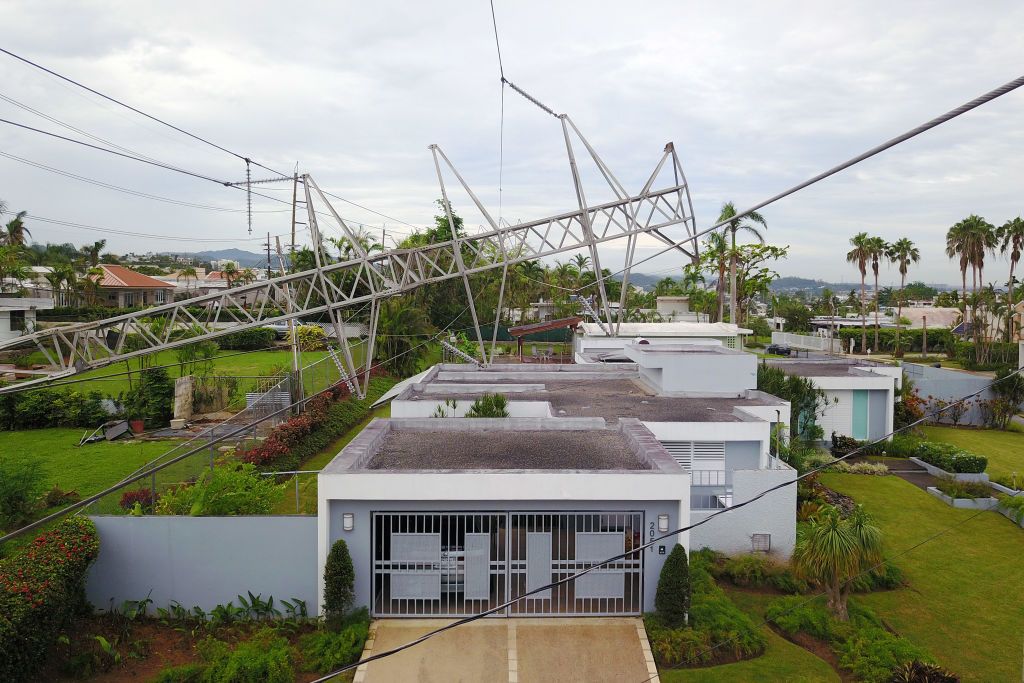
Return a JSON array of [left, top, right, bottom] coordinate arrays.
[[0, 517, 100, 680], [118, 488, 157, 512]]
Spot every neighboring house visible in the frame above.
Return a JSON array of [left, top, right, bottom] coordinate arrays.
[[93, 265, 175, 308], [317, 345, 796, 618], [766, 359, 899, 442], [655, 296, 702, 322], [898, 306, 960, 331], [0, 295, 53, 341], [573, 321, 752, 362]]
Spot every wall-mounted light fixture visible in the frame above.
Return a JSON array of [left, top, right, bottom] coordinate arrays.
[[657, 514, 669, 533], [342, 513, 354, 531]]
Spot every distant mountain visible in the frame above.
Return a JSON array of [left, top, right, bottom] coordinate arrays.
[[169, 248, 273, 268]]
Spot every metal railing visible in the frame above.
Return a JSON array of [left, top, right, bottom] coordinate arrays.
[[690, 487, 732, 510], [260, 470, 321, 514], [771, 331, 830, 351], [690, 470, 728, 486]]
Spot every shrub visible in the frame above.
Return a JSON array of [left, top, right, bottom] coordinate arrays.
[[152, 663, 205, 683], [291, 324, 327, 351], [998, 494, 1024, 524], [300, 612, 370, 672], [848, 559, 904, 592], [643, 620, 713, 667], [236, 378, 396, 472], [914, 442, 986, 474], [884, 435, 922, 459], [837, 624, 930, 683], [0, 388, 109, 430], [196, 627, 295, 683], [40, 485, 80, 509], [119, 488, 156, 512], [831, 461, 889, 476], [0, 518, 101, 681], [323, 539, 355, 620], [889, 660, 960, 682], [933, 477, 992, 500], [123, 366, 175, 428], [218, 327, 276, 350], [655, 544, 691, 627], [0, 459, 45, 529], [952, 341, 1017, 372], [991, 472, 1023, 491], [155, 463, 284, 516], [718, 553, 770, 587], [465, 392, 510, 418], [766, 595, 837, 642]]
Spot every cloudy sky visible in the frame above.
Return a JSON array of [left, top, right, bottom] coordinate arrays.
[[1, 0, 1022, 286]]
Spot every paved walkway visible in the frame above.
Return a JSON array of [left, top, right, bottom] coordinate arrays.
[[356, 617, 657, 683]]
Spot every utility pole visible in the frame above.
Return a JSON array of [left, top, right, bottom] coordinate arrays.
[[264, 232, 272, 280], [275, 236, 303, 409], [290, 173, 298, 254]]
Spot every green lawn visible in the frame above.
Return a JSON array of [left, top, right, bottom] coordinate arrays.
[[659, 589, 838, 682], [922, 425, 1024, 481], [273, 404, 391, 514], [821, 473, 1024, 681]]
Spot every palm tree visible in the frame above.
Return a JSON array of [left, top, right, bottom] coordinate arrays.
[[998, 216, 1024, 340], [945, 220, 970, 316], [83, 266, 104, 306], [177, 266, 198, 295], [793, 505, 883, 621], [222, 262, 239, 289], [704, 231, 729, 322], [374, 299, 433, 376], [846, 232, 872, 354], [81, 239, 106, 267], [866, 236, 888, 351], [239, 268, 257, 286], [887, 238, 920, 356], [716, 202, 767, 324], [43, 269, 65, 304], [2, 211, 30, 246], [571, 253, 591, 275]]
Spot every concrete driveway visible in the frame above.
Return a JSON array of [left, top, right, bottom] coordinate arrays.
[[355, 617, 658, 683]]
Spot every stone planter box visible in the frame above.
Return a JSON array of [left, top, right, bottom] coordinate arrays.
[[990, 481, 1022, 496], [996, 505, 1024, 528], [910, 457, 989, 482], [926, 487, 998, 510]]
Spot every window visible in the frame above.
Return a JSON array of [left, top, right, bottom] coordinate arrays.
[[155, 289, 166, 304], [659, 441, 725, 470], [9, 310, 25, 332], [123, 292, 135, 307]]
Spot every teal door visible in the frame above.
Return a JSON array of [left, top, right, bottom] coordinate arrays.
[[852, 390, 869, 440]]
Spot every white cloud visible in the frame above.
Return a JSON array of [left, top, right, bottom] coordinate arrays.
[[0, 0, 1021, 285]]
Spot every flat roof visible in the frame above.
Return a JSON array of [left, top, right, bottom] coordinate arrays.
[[410, 377, 780, 422], [365, 429, 648, 470], [766, 360, 878, 378]]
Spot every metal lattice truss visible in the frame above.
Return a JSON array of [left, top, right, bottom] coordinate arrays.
[[0, 115, 699, 397]]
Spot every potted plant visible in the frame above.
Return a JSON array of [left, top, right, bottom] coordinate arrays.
[[121, 389, 145, 434]]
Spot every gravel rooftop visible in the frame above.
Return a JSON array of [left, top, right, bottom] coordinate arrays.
[[366, 429, 648, 470]]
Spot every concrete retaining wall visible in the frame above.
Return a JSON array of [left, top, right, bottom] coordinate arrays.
[[87, 516, 317, 613], [925, 488, 998, 510]]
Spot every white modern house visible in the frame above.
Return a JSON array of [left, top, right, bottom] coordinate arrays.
[[316, 343, 796, 618], [767, 359, 900, 442], [0, 295, 53, 342]]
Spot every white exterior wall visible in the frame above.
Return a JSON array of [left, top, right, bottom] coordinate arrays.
[[642, 421, 772, 468], [624, 345, 757, 394], [317, 469, 690, 616], [690, 466, 797, 558], [813, 372, 895, 441]]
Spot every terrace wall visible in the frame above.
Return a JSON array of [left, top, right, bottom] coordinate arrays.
[[86, 515, 317, 613]]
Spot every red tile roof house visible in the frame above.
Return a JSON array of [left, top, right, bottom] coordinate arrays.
[[92, 265, 176, 308]]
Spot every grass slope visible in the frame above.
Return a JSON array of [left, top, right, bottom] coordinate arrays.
[[659, 589, 838, 682], [921, 425, 1024, 481], [821, 473, 1024, 681]]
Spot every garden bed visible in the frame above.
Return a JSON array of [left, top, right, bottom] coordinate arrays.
[[925, 486, 997, 509], [909, 457, 988, 483]]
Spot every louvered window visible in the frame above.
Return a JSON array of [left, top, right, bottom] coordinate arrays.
[[659, 441, 725, 470]]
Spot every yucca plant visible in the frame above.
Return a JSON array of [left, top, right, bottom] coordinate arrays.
[[792, 505, 883, 620]]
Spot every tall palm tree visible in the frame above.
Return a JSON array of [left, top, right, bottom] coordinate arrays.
[[866, 236, 888, 351], [571, 253, 591, 275], [998, 216, 1024, 340], [846, 232, 872, 353], [793, 505, 883, 621], [221, 262, 239, 289], [374, 299, 433, 376], [177, 266, 198, 295], [81, 239, 106, 267], [945, 220, 970, 314], [43, 270, 65, 304], [2, 211, 30, 246], [887, 238, 920, 356], [704, 231, 729, 322], [716, 202, 767, 324]]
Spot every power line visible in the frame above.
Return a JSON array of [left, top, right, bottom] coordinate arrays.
[[574, 72, 1024, 295], [0, 46, 289, 180], [310, 365, 1024, 679], [0, 150, 288, 214], [1, 211, 280, 246]]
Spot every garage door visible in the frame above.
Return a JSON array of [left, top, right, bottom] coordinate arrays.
[[371, 511, 643, 617], [818, 390, 852, 439]]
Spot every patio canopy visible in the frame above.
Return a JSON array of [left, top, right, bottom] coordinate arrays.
[[508, 316, 584, 338]]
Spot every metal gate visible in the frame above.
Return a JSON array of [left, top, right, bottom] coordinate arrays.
[[371, 511, 643, 617]]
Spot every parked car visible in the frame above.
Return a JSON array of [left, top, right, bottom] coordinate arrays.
[[262, 322, 291, 339], [766, 344, 792, 356]]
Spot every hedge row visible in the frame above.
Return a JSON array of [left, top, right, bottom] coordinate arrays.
[[217, 327, 277, 350], [0, 388, 109, 430], [0, 518, 101, 681], [951, 341, 1019, 371], [237, 376, 397, 473], [914, 441, 987, 474], [836, 327, 954, 353]]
